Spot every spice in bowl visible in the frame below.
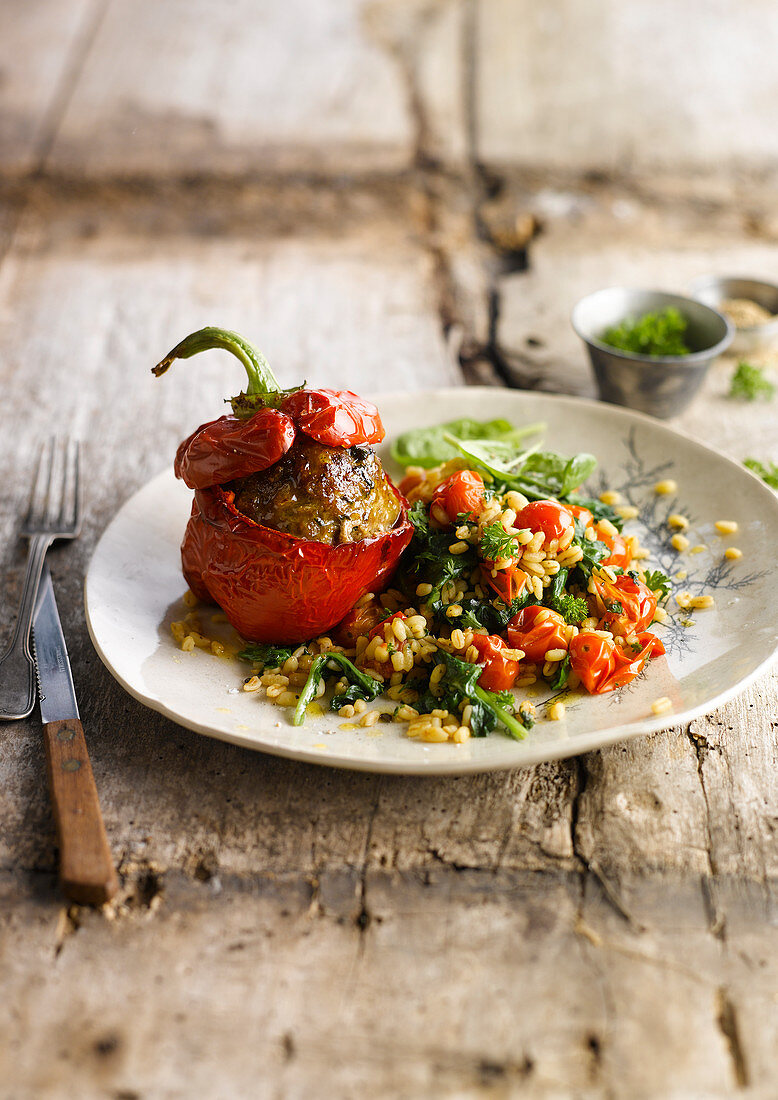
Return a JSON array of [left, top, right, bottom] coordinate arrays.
[[720, 298, 776, 330]]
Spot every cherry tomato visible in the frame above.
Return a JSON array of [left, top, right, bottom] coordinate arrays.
[[568, 504, 594, 528], [593, 521, 632, 569], [398, 470, 425, 497], [333, 598, 387, 647], [569, 632, 654, 694], [594, 575, 657, 635], [482, 562, 528, 605], [507, 605, 569, 664], [430, 470, 486, 525], [469, 633, 521, 692], [516, 500, 575, 542], [368, 610, 407, 641], [638, 632, 665, 657]]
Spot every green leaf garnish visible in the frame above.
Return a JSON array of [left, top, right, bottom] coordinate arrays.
[[479, 522, 520, 562], [728, 362, 776, 402], [744, 458, 778, 490], [642, 569, 672, 599]]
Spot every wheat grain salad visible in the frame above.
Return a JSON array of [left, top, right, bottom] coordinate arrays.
[[170, 416, 694, 745]]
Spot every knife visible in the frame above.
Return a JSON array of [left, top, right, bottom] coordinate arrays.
[[33, 563, 118, 905]]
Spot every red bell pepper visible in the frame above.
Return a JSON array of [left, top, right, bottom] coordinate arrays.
[[154, 327, 412, 643], [174, 409, 296, 489]]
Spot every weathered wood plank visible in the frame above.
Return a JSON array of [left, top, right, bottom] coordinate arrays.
[[5, 869, 775, 1098], [2, 177, 778, 1100], [48, 0, 418, 177], [0, 0, 94, 174]]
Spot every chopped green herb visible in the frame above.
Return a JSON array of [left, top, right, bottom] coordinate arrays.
[[546, 568, 588, 624], [744, 458, 778, 490], [601, 307, 690, 357], [642, 568, 672, 599], [479, 522, 520, 562], [570, 518, 610, 579], [605, 601, 624, 614], [728, 361, 776, 401]]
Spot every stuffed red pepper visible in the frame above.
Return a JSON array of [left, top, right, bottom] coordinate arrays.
[[153, 327, 412, 642]]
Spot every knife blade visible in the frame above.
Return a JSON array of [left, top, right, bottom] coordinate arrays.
[[33, 563, 79, 723], [32, 562, 117, 905]]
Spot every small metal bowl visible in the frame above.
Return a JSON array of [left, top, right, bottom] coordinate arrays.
[[571, 287, 733, 419], [688, 275, 778, 357]]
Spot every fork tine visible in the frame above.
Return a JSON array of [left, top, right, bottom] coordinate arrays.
[[24, 437, 55, 528]]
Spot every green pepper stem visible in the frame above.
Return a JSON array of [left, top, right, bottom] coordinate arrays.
[[152, 327, 280, 395]]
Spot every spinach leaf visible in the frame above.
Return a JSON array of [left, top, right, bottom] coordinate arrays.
[[391, 418, 544, 469], [549, 655, 571, 691], [448, 434, 597, 502], [237, 643, 294, 668], [426, 651, 528, 741], [293, 653, 381, 726]]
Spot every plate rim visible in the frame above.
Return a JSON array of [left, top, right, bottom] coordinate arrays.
[[84, 387, 778, 775]]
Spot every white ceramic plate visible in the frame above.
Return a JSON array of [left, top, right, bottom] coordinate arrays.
[[85, 389, 778, 775]]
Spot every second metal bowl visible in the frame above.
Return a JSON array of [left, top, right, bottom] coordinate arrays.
[[689, 275, 778, 356], [571, 287, 733, 419]]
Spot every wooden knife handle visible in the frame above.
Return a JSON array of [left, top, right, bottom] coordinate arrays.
[[43, 719, 118, 906]]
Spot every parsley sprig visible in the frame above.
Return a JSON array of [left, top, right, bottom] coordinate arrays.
[[729, 362, 775, 402], [479, 522, 520, 562], [744, 458, 778, 489], [601, 307, 690, 357]]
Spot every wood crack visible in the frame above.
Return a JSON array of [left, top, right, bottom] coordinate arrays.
[[571, 756, 645, 931], [716, 987, 751, 1089]]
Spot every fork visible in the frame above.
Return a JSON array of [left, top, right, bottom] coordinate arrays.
[[0, 439, 82, 720]]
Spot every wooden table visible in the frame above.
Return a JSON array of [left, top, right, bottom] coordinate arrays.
[[1, 174, 776, 1100], [2, 11, 778, 1097]]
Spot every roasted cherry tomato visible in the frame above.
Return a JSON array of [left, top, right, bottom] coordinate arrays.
[[568, 504, 594, 528], [568, 632, 655, 694], [430, 470, 486, 525], [333, 598, 387, 648], [368, 610, 407, 641], [281, 388, 384, 447], [507, 605, 569, 664], [470, 633, 521, 692], [174, 409, 296, 490], [594, 574, 657, 636], [516, 500, 575, 542], [638, 632, 666, 657], [593, 521, 632, 569], [482, 562, 528, 605], [398, 469, 426, 497]]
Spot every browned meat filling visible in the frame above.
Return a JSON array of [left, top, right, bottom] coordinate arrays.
[[228, 437, 401, 544]]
